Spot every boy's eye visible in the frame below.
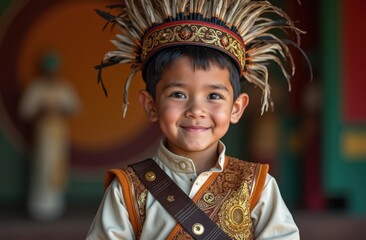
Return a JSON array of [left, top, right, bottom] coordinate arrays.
[[208, 93, 222, 100], [170, 92, 186, 99]]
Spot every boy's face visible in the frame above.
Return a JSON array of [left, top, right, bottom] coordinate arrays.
[[139, 56, 248, 158]]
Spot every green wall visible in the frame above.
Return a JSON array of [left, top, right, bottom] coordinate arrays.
[[0, 130, 28, 202], [322, 0, 366, 214], [0, 0, 25, 203]]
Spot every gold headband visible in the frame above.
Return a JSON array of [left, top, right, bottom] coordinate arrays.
[[141, 20, 246, 73]]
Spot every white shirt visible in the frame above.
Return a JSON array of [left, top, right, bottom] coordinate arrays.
[[87, 141, 299, 239]]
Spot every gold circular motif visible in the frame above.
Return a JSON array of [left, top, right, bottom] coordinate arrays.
[[144, 171, 156, 181], [192, 223, 205, 236], [203, 192, 215, 204], [231, 206, 245, 225], [167, 195, 175, 202]]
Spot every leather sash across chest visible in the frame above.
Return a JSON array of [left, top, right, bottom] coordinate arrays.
[[130, 158, 231, 240], [105, 156, 269, 239]]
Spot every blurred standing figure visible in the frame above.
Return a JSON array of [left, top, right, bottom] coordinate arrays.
[[19, 52, 80, 220]]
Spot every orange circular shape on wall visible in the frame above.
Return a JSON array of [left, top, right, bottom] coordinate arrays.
[[0, 0, 160, 168]]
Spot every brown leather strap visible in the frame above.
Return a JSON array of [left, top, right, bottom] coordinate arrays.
[[130, 159, 231, 240]]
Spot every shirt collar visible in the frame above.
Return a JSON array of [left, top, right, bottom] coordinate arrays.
[[156, 139, 226, 173]]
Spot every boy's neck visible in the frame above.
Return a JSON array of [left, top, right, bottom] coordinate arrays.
[[165, 141, 220, 175], [191, 150, 219, 175]]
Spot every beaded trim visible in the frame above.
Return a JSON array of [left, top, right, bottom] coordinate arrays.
[[142, 21, 246, 73]]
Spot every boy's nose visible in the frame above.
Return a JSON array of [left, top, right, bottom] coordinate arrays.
[[185, 98, 206, 118]]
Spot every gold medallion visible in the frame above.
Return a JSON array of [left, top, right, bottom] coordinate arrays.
[[218, 182, 253, 239]]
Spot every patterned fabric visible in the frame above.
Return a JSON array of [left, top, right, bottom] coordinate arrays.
[[124, 167, 148, 238], [121, 157, 263, 240], [142, 21, 245, 72]]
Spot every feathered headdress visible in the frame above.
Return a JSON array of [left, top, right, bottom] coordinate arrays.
[[95, 0, 309, 117]]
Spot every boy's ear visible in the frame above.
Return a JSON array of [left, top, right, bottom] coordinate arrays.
[[230, 93, 249, 124], [138, 90, 158, 122]]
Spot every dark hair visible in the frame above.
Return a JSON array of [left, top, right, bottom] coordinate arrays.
[[142, 46, 241, 100]]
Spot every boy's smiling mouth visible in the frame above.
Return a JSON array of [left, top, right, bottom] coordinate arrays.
[[181, 125, 210, 132]]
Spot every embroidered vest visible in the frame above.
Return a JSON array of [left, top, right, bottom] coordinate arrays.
[[105, 156, 269, 240]]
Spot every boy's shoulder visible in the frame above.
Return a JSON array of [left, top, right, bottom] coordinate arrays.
[[224, 156, 269, 189], [225, 156, 269, 172], [104, 166, 142, 191]]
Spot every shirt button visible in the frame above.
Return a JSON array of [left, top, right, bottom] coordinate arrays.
[[179, 161, 187, 170]]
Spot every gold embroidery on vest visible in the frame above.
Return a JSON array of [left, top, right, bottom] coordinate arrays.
[[218, 182, 252, 239], [171, 157, 257, 240], [125, 167, 148, 238]]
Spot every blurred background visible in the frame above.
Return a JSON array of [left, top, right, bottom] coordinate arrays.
[[0, 0, 365, 239]]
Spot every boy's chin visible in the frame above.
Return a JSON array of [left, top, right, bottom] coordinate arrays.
[[167, 140, 219, 155]]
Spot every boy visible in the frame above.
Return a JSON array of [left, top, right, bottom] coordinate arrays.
[[88, 0, 303, 239]]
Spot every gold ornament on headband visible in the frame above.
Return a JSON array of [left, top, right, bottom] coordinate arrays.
[[141, 21, 246, 72], [95, 0, 311, 117]]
